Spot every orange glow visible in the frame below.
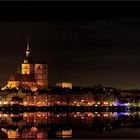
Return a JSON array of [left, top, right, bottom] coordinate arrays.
[[30, 127, 38, 133], [24, 102, 27, 106], [24, 113, 28, 117], [21, 64, 31, 74]]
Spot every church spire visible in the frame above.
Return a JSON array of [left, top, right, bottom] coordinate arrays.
[[26, 35, 30, 58], [24, 35, 32, 64]]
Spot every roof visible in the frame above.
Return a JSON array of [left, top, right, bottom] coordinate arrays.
[[9, 73, 36, 82]]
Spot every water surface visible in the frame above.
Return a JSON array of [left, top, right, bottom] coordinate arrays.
[[0, 111, 139, 139]]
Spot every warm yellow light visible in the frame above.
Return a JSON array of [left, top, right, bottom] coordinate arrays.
[[24, 102, 27, 105], [37, 102, 41, 104], [104, 113, 109, 117], [24, 113, 27, 117], [7, 130, 18, 138], [10, 114, 14, 117], [61, 129, 72, 137], [3, 102, 7, 105]]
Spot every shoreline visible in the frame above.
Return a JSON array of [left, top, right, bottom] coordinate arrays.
[[0, 106, 128, 112]]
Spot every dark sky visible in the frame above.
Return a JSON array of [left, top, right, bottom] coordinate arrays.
[[1, 2, 140, 89]]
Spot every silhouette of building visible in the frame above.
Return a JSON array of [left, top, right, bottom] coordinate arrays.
[[2, 37, 48, 91]]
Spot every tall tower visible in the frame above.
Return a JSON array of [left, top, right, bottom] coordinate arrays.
[[24, 35, 31, 64], [21, 36, 34, 75], [34, 63, 48, 88]]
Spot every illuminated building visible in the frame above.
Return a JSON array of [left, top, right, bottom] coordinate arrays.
[[0, 87, 116, 107], [56, 82, 72, 89], [2, 37, 48, 91], [56, 129, 72, 138]]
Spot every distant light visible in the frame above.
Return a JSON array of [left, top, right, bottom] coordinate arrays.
[[24, 102, 27, 105]]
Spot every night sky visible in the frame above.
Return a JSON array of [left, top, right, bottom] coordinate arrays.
[[0, 2, 140, 89]]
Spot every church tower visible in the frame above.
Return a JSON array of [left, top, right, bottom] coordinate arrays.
[[35, 63, 48, 88], [24, 36, 30, 63], [21, 36, 34, 75], [2, 36, 48, 91]]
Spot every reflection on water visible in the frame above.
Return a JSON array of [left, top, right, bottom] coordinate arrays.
[[0, 111, 140, 139]]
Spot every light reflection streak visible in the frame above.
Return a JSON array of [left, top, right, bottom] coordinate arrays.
[[0, 111, 139, 139]]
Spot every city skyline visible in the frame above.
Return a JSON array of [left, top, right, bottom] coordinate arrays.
[[0, 2, 139, 139], [0, 2, 140, 89]]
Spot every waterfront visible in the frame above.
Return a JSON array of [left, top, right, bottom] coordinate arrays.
[[0, 111, 140, 139], [0, 3, 140, 139]]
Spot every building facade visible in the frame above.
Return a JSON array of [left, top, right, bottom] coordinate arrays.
[[2, 38, 48, 91]]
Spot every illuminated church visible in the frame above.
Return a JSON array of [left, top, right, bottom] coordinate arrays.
[[2, 38, 48, 91]]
